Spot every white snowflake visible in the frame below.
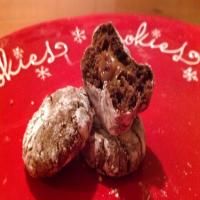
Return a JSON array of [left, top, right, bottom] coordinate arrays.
[[13, 47, 24, 59], [151, 29, 161, 38], [71, 27, 86, 43], [183, 67, 198, 82], [35, 66, 51, 80]]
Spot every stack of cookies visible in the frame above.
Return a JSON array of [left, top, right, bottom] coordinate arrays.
[[22, 23, 154, 178], [81, 23, 153, 177]]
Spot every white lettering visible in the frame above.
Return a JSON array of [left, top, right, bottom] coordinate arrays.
[[0, 40, 71, 88], [124, 22, 200, 66]]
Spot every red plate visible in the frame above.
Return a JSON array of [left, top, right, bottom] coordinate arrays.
[[0, 14, 200, 200]]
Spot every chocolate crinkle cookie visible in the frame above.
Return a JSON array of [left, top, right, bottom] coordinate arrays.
[[82, 117, 145, 177], [81, 23, 154, 135], [22, 86, 94, 177]]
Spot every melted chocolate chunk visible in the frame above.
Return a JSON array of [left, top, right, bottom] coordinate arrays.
[[81, 23, 153, 112]]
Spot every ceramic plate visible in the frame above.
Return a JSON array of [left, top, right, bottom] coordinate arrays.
[[0, 14, 200, 200]]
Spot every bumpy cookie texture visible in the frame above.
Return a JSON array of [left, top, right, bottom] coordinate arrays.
[[82, 117, 145, 177], [22, 86, 94, 178], [81, 23, 154, 135]]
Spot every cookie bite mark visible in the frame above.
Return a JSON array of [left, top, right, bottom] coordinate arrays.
[[81, 23, 154, 135]]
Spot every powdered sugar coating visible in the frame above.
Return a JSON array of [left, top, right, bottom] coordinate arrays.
[[23, 86, 94, 177], [82, 23, 153, 135], [85, 82, 136, 135], [82, 117, 145, 177]]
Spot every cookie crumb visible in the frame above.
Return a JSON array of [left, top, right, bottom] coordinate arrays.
[[138, 181, 143, 187], [115, 192, 119, 199], [187, 162, 192, 168], [172, 185, 179, 195], [2, 177, 7, 185], [183, 170, 188, 176], [4, 136, 10, 143], [187, 121, 192, 126], [9, 99, 14, 105], [98, 175, 103, 182], [164, 182, 169, 188], [160, 189, 168, 198], [109, 188, 120, 199]]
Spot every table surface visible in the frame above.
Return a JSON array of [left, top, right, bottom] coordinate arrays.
[[0, 0, 200, 37]]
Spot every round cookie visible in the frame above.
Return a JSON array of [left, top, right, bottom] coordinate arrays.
[[22, 86, 94, 177], [81, 23, 153, 135], [82, 117, 145, 177]]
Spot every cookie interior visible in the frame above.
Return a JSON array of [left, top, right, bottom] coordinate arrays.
[[82, 23, 153, 112]]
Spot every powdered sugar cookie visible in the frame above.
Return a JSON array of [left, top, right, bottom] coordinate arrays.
[[82, 117, 145, 177], [81, 23, 153, 135], [22, 86, 94, 177]]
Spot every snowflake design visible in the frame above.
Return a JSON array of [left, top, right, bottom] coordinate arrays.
[[71, 27, 86, 43], [151, 29, 161, 38], [35, 66, 52, 80], [12, 47, 24, 59], [183, 67, 198, 82]]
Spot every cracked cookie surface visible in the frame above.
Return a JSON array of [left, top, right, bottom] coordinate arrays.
[[22, 86, 94, 177], [81, 23, 154, 135], [82, 116, 145, 177]]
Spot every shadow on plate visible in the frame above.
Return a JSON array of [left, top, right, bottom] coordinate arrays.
[[26, 147, 166, 200], [101, 147, 167, 199], [26, 157, 97, 200]]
